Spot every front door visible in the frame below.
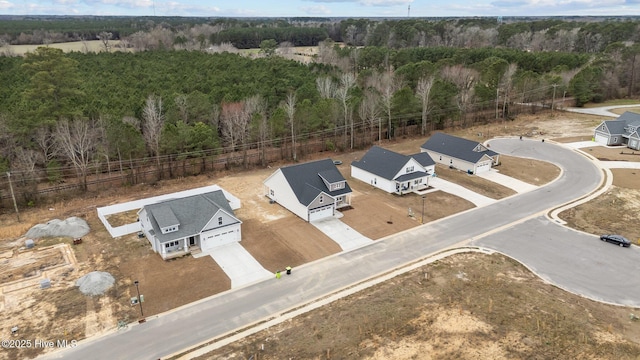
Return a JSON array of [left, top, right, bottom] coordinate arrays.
[[189, 236, 195, 246]]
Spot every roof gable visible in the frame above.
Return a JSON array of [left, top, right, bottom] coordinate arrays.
[[410, 152, 435, 167], [279, 159, 352, 206], [421, 132, 498, 164]]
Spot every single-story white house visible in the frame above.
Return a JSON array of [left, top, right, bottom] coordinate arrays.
[[421, 132, 499, 174], [263, 158, 352, 222], [594, 111, 640, 150], [351, 146, 435, 194], [138, 190, 242, 260]]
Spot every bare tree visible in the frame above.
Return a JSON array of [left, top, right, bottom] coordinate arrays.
[[142, 95, 165, 176], [316, 77, 336, 99], [370, 69, 404, 140], [175, 94, 189, 123], [54, 118, 98, 191], [97, 31, 113, 52], [34, 126, 58, 165], [359, 89, 381, 145], [283, 92, 297, 161], [416, 76, 435, 135], [442, 65, 478, 127], [334, 73, 356, 148], [10, 147, 41, 203], [277, 41, 294, 58], [220, 102, 242, 151], [499, 64, 518, 118]]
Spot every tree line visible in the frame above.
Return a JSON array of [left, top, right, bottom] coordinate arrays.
[[2, 17, 640, 210]]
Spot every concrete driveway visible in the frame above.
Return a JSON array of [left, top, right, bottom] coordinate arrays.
[[311, 216, 373, 251], [428, 177, 495, 207], [475, 169, 537, 194], [204, 242, 272, 288]]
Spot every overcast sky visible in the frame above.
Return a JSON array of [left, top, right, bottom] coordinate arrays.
[[1, 0, 639, 17]]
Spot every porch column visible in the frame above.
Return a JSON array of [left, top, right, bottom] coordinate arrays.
[[184, 238, 189, 251]]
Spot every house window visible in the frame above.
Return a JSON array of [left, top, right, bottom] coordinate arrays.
[[439, 156, 442, 161], [406, 166, 414, 173], [218, 217, 223, 225], [414, 179, 422, 184], [613, 137, 618, 142], [319, 195, 324, 203], [270, 189, 274, 196]]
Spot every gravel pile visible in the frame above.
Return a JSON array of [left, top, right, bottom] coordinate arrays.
[[76, 271, 115, 296], [25, 217, 90, 239]]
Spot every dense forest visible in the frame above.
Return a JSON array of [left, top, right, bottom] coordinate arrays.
[[1, 16, 640, 209]]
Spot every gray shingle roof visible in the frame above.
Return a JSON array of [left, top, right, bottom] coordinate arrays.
[[150, 206, 179, 229], [410, 152, 435, 168], [395, 171, 428, 182], [351, 146, 412, 180], [421, 132, 498, 163], [280, 159, 352, 206], [143, 190, 238, 243], [602, 111, 640, 136]]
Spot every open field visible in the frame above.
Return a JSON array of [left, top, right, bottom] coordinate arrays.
[[1, 106, 640, 359], [6, 40, 122, 55], [200, 252, 640, 360]]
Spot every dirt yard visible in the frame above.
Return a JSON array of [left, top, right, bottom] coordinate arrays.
[[1, 107, 639, 359], [198, 252, 640, 360]]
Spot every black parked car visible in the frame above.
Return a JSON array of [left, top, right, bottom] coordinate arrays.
[[600, 234, 631, 247]]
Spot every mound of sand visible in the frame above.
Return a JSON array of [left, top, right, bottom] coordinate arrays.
[[25, 217, 90, 239], [76, 271, 115, 296]]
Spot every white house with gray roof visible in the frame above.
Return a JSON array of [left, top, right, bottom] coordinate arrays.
[[138, 190, 242, 260], [594, 111, 640, 150], [263, 159, 352, 222], [420, 132, 499, 174], [351, 146, 435, 194]]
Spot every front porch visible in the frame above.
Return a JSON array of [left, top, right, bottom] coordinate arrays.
[[159, 235, 201, 260], [335, 193, 352, 209]]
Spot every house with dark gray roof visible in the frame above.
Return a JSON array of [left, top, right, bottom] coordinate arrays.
[[420, 132, 499, 174], [263, 159, 352, 222], [593, 112, 640, 150], [138, 190, 242, 260], [350, 146, 435, 194]]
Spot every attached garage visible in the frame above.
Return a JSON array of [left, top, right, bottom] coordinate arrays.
[[594, 133, 609, 145], [201, 228, 240, 252], [309, 205, 334, 222], [475, 160, 492, 174]]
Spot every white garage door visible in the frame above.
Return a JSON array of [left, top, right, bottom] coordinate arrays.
[[475, 161, 492, 174], [594, 133, 609, 145], [201, 229, 238, 252], [309, 205, 333, 222]]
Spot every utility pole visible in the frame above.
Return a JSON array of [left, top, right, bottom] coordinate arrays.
[[551, 84, 557, 115], [134, 280, 144, 317], [421, 195, 426, 224], [6, 172, 20, 222]]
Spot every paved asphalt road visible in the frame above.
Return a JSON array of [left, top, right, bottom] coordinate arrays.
[[43, 138, 637, 360]]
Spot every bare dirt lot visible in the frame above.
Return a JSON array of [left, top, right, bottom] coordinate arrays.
[[1, 107, 640, 359], [200, 252, 640, 360]]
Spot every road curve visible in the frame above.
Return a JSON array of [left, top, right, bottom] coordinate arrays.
[[43, 138, 630, 360]]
